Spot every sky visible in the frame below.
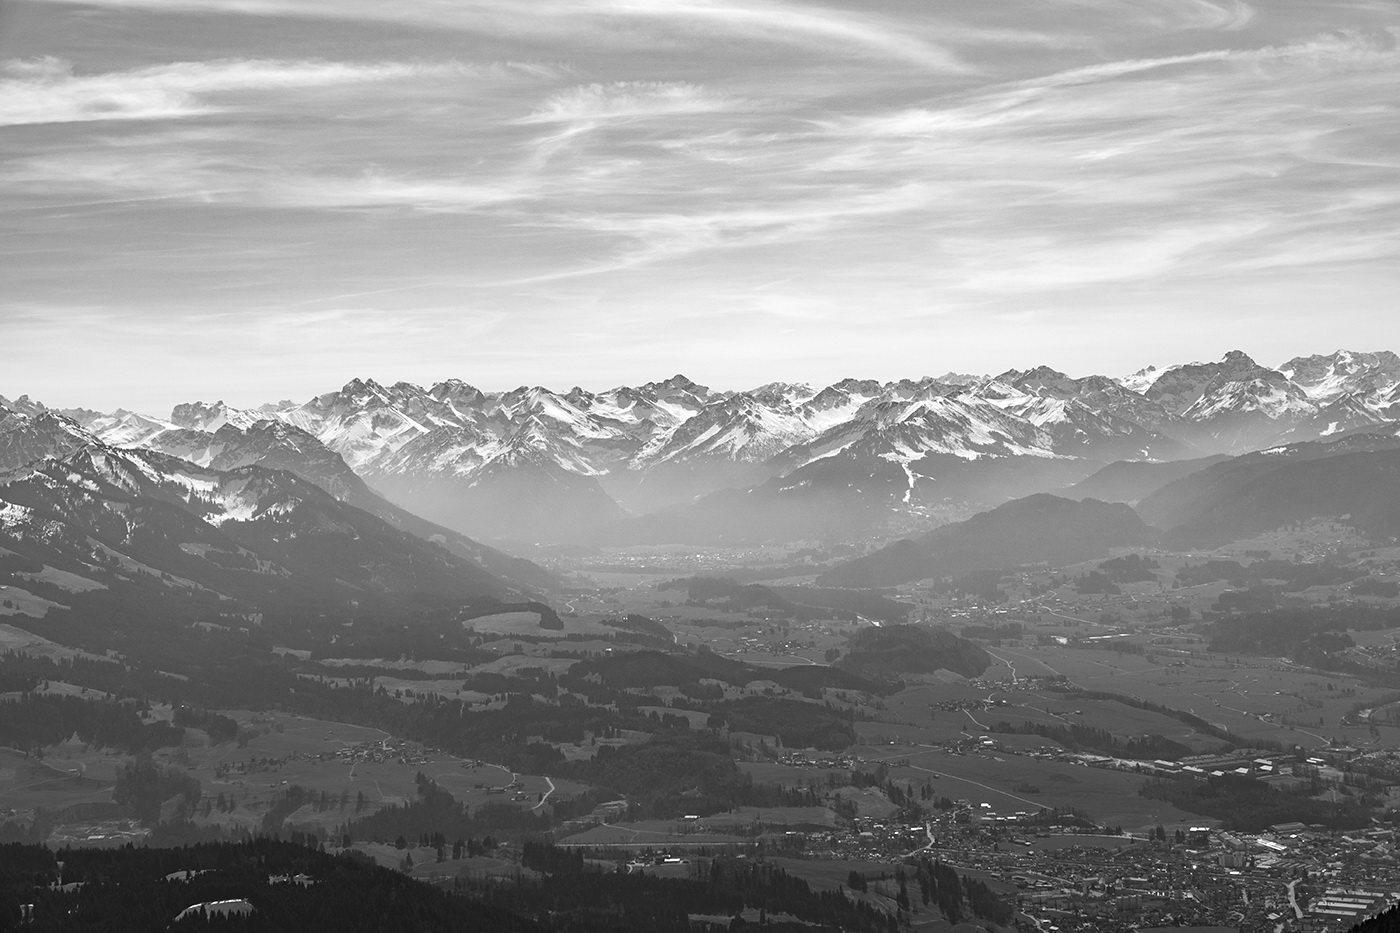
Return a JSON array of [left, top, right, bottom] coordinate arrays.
[[1, 0, 1398, 414]]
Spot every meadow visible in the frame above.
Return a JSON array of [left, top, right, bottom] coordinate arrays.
[[858, 743, 1209, 831]]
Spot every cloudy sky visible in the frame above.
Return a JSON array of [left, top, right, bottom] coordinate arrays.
[[2, 0, 1397, 412]]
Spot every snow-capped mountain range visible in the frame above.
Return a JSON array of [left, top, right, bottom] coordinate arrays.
[[5, 349, 1399, 545]]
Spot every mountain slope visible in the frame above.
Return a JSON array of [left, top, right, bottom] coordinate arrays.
[[0, 407, 93, 473], [1068, 454, 1233, 504], [1279, 349, 1400, 403], [0, 444, 531, 650], [820, 494, 1155, 587], [6, 400, 560, 592], [1158, 447, 1400, 547], [1135, 427, 1400, 532]]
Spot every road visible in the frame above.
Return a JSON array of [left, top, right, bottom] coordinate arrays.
[[905, 822, 936, 857], [983, 649, 1019, 684], [1188, 698, 1329, 744], [1287, 879, 1303, 919], [1030, 599, 1112, 630], [981, 645, 1063, 678], [744, 654, 817, 667], [962, 708, 990, 729], [907, 763, 1045, 810], [531, 777, 556, 811]]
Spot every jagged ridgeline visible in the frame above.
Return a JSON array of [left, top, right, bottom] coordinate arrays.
[[6, 348, 1399, 546]]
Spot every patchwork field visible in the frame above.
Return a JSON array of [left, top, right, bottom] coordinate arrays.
[[557, 820, 747, 847], [0, 748, 113, 813], [855, 743, 1210, 831]]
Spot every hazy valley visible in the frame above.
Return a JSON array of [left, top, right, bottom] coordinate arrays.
[[5, 349, 1400, 933]]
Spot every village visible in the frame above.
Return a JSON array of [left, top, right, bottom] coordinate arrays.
[[544, 727, 1400, 933]]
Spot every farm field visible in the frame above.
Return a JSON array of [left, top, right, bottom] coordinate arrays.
[[0, 585, 66, 619], [893, 638, 1394, 750], [0, 622, 113, 664], [704, 805, 841, 830], [466, 612, 616, 638], [768, 856, 912, 892], [855, 720, 954, 746], [0, 710, 580, 839], [557, 821, 747, 847], [33, 737, 128, 783], [852, 743, 1210, 831], [0, 748, 113, 813]]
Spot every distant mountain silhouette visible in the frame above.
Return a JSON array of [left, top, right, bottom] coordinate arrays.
[[1160, 448, 1400, 547], [820, 493, 1154, 587], [1068, 454, 1231, 504], [1137, 428, 1400, 534]]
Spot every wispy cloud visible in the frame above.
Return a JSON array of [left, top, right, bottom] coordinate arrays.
[[0, 57, 463, 126], [29, 0, 968, 70], [1059, 0, 1255, 31], [503, 182, 938, 282], [8, 29, 1398, 270], [3, 147, 537, 212], [519, 82, 746, 125], [270, 173, 534, 212], [955, 221, 1271, 291], [5, 0, 1399, 395], [756, 30, 1400, 284]]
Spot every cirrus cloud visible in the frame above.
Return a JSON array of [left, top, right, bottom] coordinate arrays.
[[0, 56, 472, 126], [27, 0, 969, 71]]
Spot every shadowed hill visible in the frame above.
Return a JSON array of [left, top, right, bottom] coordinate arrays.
[[820, 493, 1155, 587], [659, 576, 912, 623], [1068, 454, 1230, 504], [836, 625, 990, 680], [0, 446, 536, 658], [1161, 448, 1400, 547], [1136, 427, 1400, 532]]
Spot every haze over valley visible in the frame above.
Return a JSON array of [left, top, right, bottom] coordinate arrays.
[[5, 348, 1400, 932], [4, 0, 1400, 924], [10, 348, 1400, 550]]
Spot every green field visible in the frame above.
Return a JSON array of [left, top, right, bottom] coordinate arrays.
[[557, 820, 747, 847], [0, 748, 113, 812], [854, 743, 1209, 831], [21, 710, 578, 839]]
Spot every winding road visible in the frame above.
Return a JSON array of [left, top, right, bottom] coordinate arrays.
[[983, 648, 1019, 684], [532, 777, 556, 811]]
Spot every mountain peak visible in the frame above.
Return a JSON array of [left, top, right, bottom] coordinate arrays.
[[638, 373, 708, 397], [15, 350, 1399, 546], [170, 399, 227, 429], [934, 372, 987, 387], [0, 394, 49, 417], [341, 376, 386, 394]]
